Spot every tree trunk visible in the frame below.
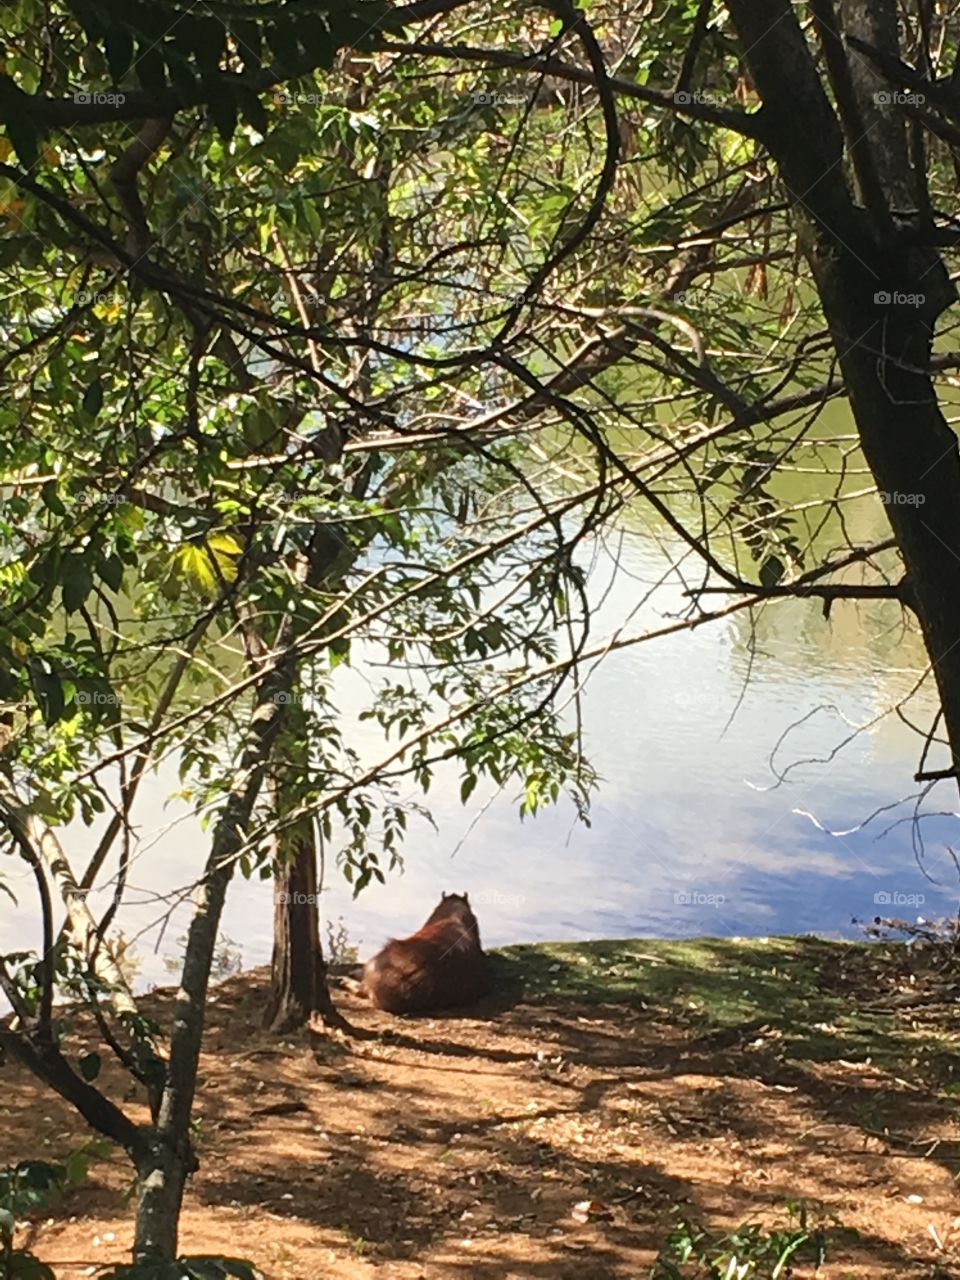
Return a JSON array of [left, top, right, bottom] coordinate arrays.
[[726, 0, 960, 785], [132, 1140, 189, 1263], [263, 788, 345, 1033], [129, 666, 290, 1261], [264, 819, 327, 1031]]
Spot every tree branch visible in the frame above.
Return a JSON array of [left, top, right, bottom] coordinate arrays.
[[372, 37, 767, 137], [0, 796, 137, 1016]]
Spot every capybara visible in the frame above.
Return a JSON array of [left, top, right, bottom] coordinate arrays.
[[362, 892, 489, 1014]]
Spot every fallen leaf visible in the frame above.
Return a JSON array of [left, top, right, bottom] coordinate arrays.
[[571, 1198, 612, 1223]]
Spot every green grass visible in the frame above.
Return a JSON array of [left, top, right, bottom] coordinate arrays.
[[489, 936, 960, 1083]]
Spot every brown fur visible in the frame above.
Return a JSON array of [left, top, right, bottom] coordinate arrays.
[[362, 892, 489, 1014]]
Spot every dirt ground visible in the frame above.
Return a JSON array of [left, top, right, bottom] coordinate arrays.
[[4, 940, 960, 1278]]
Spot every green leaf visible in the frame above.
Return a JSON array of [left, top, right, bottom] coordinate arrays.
[[205, 532, 241, 579], [78, 1052, 101, 1082], [62, 559, 93, 613], [328, 636, 350, 667], [62, 1138, 105, 1187], [463, 628, 484, 656], [82, 376, 104, 418], [40, 480, 66, 516], [759, 555, 785, 587], [98, 554, 124, 592], [11, 1160, 66, 1194], [240, 403, 278, 449], [28, 664, 65, 727], [378, 511, 405, 545], [171, 538, 238, 594], [460, 773, 477, 804]]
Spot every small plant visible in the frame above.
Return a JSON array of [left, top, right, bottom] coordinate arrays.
[[0, 1159, 69, 1279], [345, 1233, 370, 1258], [0, 1139, 106, 1268], [163, 932, 242, 980], [651, 1201, 830, 1278], [325, 916, 358, 967]]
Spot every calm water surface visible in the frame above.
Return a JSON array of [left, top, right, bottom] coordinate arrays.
[[2, 499, 957, 990]]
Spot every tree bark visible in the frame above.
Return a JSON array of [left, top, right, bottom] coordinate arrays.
[[130, 663, 291, 1261], [263, 811, 339, 1032], [259, 514, 367, 1032], [725, 0, 960, 784], [0, 797, 137, 1016], [132, 1139, 190, 1263], [239, 601, 342, 1035]]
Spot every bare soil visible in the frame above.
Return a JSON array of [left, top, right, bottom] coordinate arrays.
[[4, 938, 960, 1278]]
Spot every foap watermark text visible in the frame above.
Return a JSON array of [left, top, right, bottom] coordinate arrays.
[[473, 889, 526, 908], [74, 91, 126, 106], [878, 491, 925, 506], [674, 889, 726, 907], [874, 290, 924, 308], [874, 890, 925, 907]]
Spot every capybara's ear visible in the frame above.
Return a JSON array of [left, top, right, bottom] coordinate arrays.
[[462, 890, 469, 902], [441, 891, 448, 899]]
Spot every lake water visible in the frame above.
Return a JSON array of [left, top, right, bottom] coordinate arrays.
[[4, 472, 958, 994]]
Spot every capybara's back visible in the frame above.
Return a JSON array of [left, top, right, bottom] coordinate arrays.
[[362, 892, 489, 1014]]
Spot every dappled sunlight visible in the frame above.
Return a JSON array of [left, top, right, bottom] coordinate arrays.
[[5, 942, 960, 1276]]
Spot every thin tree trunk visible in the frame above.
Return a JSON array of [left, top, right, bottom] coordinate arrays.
[[258, 533, 359, 1035], [239, 600, 343, 1035], [263, 818, 323, 1032], [131, 664, 291, 1260], [132, 1139, 190, 1262], [263, 786, 346, 1033]]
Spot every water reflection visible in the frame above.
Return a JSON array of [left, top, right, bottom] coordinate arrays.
[[2, 515, 957, 992]]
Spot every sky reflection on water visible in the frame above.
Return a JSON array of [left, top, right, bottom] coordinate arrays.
[[2, 530, 957, 989]]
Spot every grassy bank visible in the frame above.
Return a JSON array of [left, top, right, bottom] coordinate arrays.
[[491, 935, 960, 1082]]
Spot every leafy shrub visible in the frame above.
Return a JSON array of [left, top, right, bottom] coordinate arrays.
[[1, 1140, 110, 1278], [651, 1201, 830, 1278], [0, 1160, 68, 1280], [325, 915, 358, 967]]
